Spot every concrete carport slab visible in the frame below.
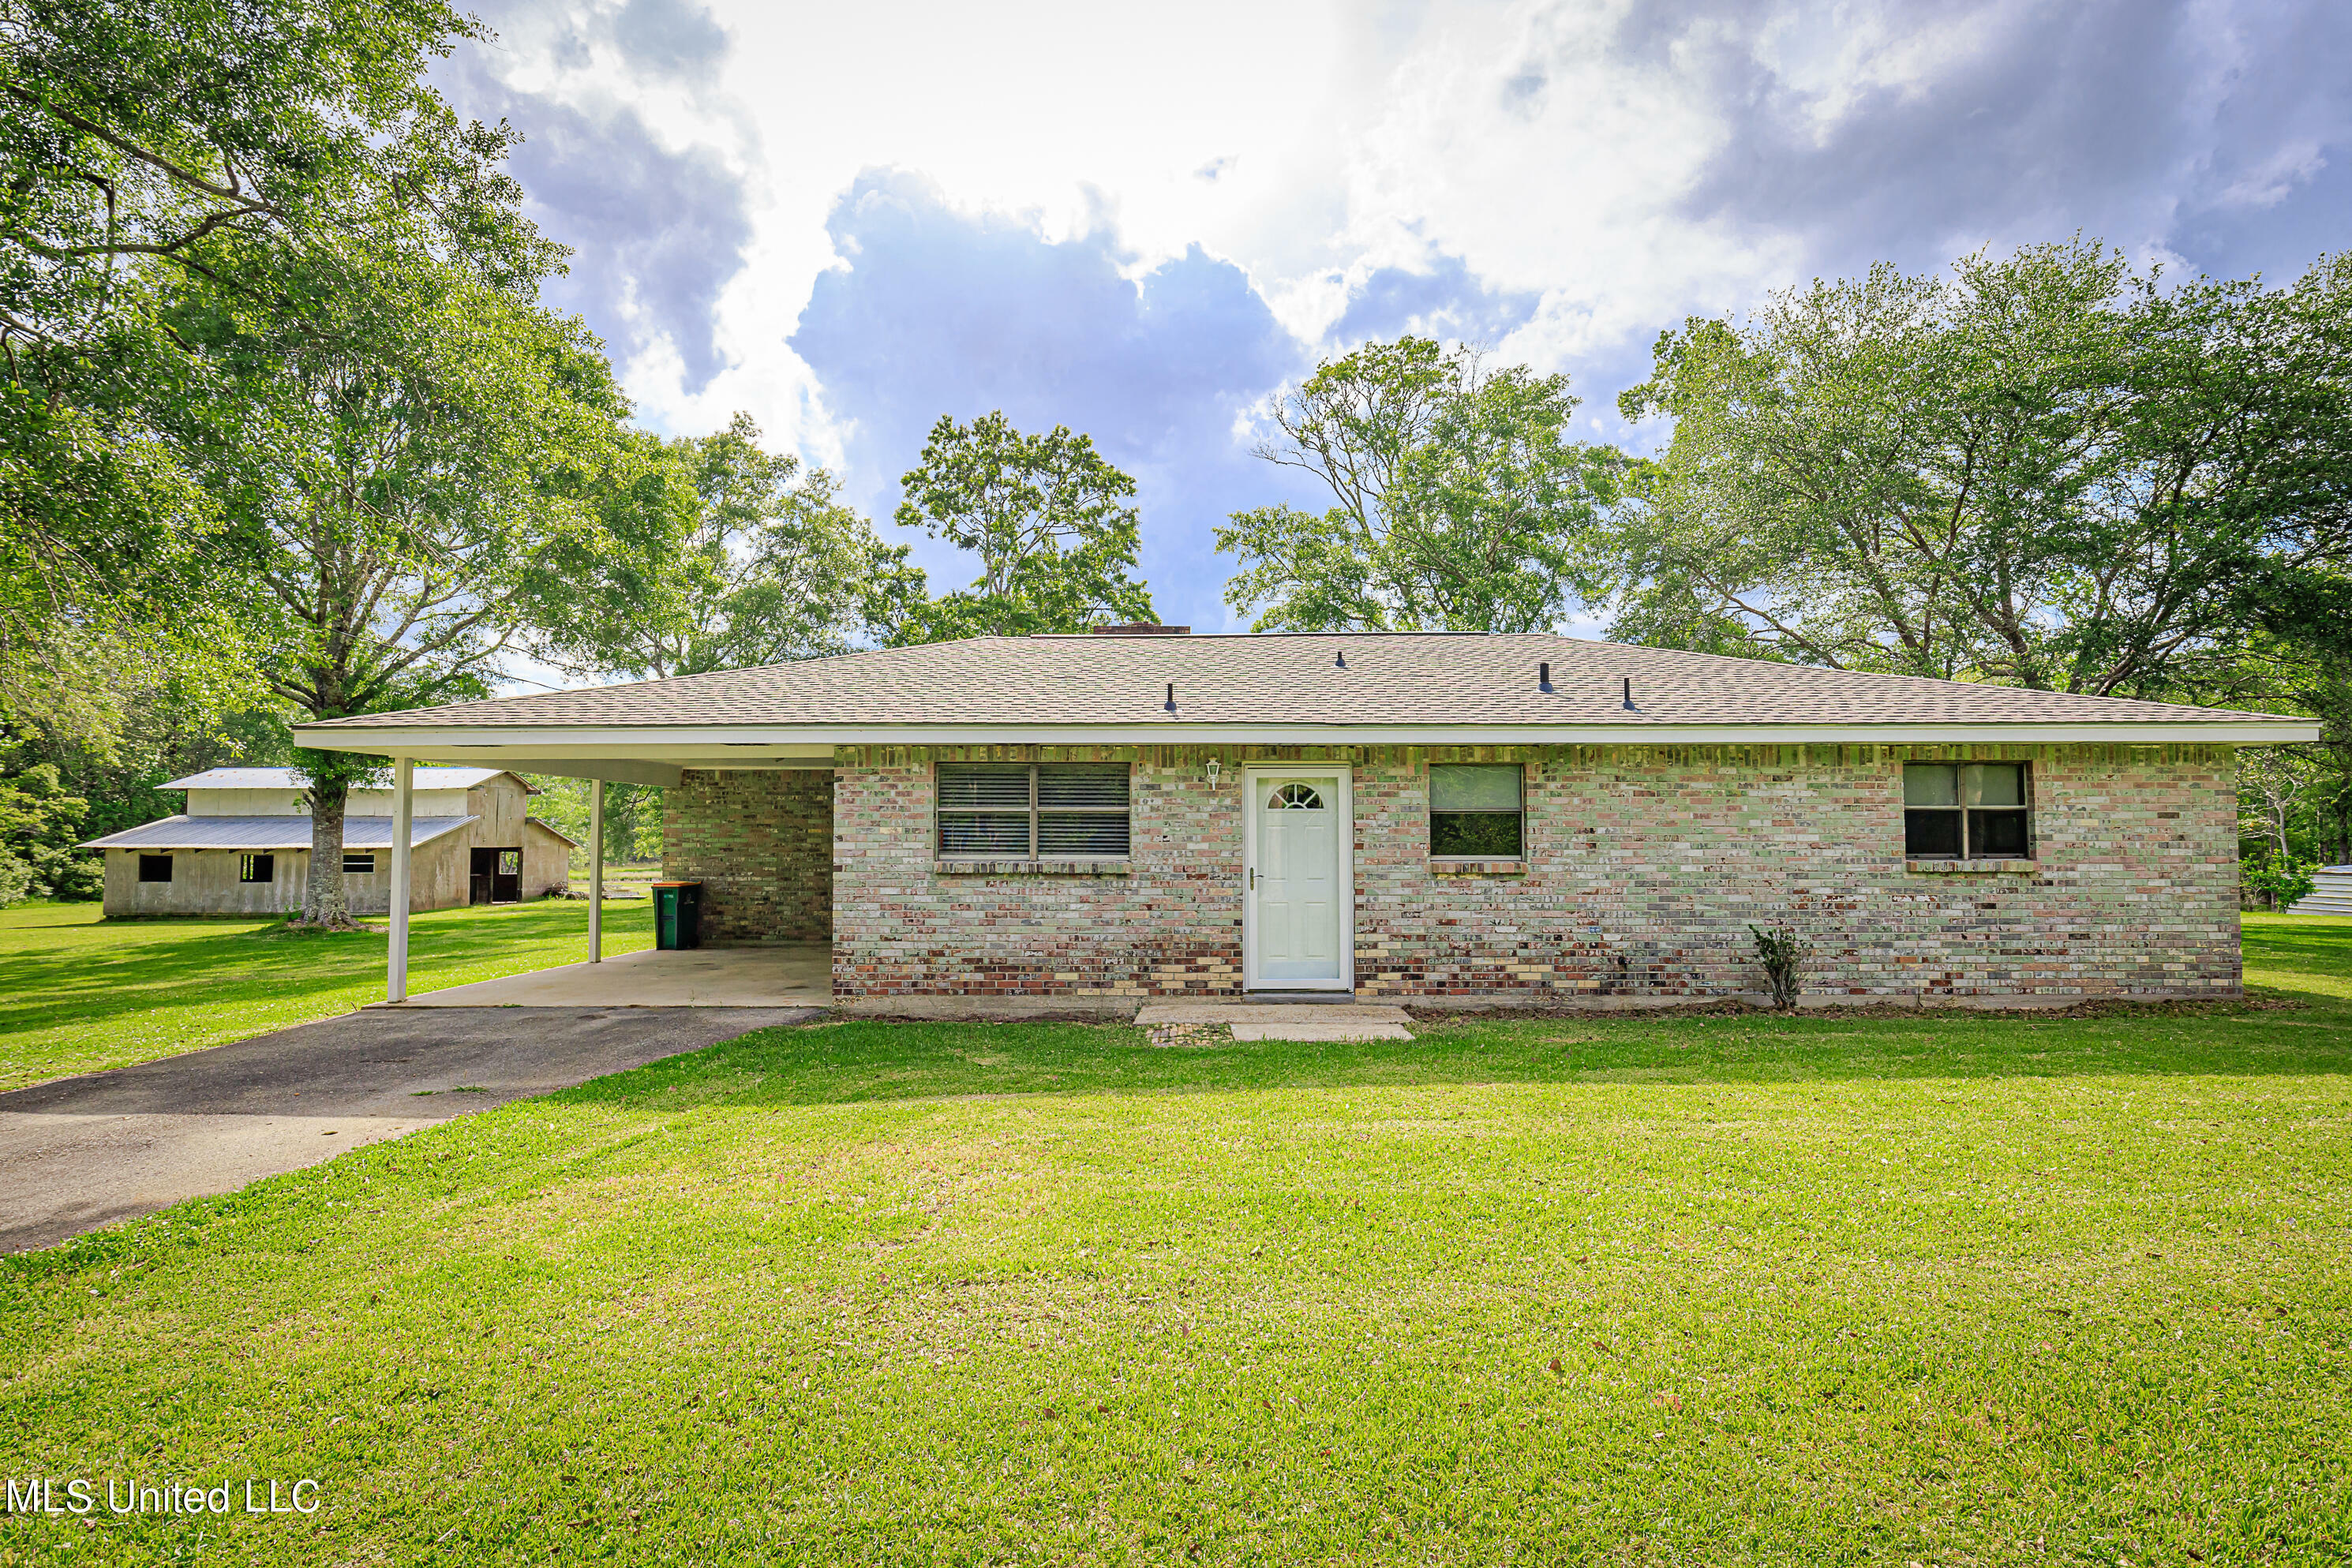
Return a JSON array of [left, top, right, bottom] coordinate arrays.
[[0, 1005, 817, 1255], [388, 945, 830, 1007]]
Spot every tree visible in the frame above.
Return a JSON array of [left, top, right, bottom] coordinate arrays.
[[531, 413, 922, 681], [1605, 241, 2352, 694], [0, 0, 505, 744], [185, 234, 627, 929], [1217, 337, 1621, 632], [527, 773, 661, 865], [892, 411, 1152, 640], [2238, 571, 2352, 868], [0, 761, 93, 905]]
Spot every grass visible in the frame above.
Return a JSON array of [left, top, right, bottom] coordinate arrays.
[[0, 917, 2346, 1563], [0, 899, 654, 1091]]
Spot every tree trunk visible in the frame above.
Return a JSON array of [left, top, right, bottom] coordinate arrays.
[[299, 777, 358, 930]]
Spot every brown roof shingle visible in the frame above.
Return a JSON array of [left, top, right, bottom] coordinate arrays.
[[299, 633, 2300, 732]]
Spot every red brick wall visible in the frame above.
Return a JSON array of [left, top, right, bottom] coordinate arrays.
[[827, 743, 2242, 1004], [661, 769, 832, 943]]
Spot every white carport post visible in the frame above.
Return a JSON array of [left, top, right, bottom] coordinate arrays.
[[388, 757, 414, 1003], [588, 778, 604, 963]]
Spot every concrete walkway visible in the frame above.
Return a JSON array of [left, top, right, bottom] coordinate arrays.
[[0, 1006, 816, 1254], [395, 944, 830, 1007], [1133, 1001, 1414, 1041]]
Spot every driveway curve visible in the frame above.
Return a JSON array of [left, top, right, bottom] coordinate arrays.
[[0, 1006, 818, 1254]]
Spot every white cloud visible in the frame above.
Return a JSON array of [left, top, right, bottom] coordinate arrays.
[[463, 0, 2352, 482]]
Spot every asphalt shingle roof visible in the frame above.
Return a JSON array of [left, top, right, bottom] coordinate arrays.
[[298, 633, 2298, 732]]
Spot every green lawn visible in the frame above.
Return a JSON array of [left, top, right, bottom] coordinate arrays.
[[0, 899, 654, 1091], [1, 918, 2346, 1564]]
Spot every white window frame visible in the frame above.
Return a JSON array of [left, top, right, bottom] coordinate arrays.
[[1428, 762, 1527, 862], [934, 762, 1132, 863]]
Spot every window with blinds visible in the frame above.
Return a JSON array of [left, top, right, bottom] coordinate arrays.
[[937, 762, 1131, 860], [1903, 762, 2032, 859], [1430, 763, 1524, 858]]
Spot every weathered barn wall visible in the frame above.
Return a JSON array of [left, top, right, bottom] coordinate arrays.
[[99, 846, 310, 917], [101, 838, 476, 917], [521, 821, 571, 900], [825, 743, 2241, 1005], [661, 769, 833, 943], [99, 776, 571, 916]]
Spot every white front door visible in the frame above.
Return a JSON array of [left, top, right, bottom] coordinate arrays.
[[1245, 769, 1350, 990]]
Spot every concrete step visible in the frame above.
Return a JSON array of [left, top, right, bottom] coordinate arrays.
[[1133, 1001, 1414, 1042]]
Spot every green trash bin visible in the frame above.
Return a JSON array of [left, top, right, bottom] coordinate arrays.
[[653, 881, 702, 950]]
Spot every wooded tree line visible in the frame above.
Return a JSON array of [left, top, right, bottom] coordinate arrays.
[[3, 2, 2344, 913]]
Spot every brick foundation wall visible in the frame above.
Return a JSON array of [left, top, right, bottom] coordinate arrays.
[[830, 743, 2241, 1003], [661, 769, 832, 943]]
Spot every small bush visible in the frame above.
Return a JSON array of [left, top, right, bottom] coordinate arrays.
[[1749, 923, 1807, 1011], [2244, 856, 2318, 912]]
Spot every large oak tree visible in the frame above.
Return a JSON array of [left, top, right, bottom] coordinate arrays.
[[0, 0, 505, 747], [1218, 337, 1621, 633], [892, 411, 1153, 639]]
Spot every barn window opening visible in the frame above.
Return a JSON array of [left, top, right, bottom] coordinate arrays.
[[238, 853, 275, 884], [1431, 764, 1524, 858], [1904, 763, 2031, 859], [138, 854, 173, 883], [938, 762, 1130, 860], [343, 852, 376, 874]]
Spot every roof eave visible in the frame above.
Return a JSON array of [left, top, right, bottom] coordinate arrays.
[[290, 718, 2322, 754]]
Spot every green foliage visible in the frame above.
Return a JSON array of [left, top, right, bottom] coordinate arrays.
[[2244, 855, 2320, 912], [1748, 922, 1807, 1010], [165, 161, 626, 922], [0, 762, 93, 904], [1219, 337, 1620, 632], [1607, 241, 2352, 694], [526, 776, 663, 863], [893, 410, 1152, 639], [0, 0, 519, 743], [531, 413, 922, 680]]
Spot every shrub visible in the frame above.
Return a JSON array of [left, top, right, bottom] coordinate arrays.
[[1749, 923, 1807, 1011], [2245, 856, 2319, 912]]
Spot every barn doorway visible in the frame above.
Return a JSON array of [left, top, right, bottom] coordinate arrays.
[[470, 846, 523, 904]]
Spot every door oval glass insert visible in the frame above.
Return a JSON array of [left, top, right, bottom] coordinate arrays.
[[1268, 783, 1325, 810]]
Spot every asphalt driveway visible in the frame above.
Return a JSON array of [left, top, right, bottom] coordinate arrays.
[[0, 1006, 818, 1254]]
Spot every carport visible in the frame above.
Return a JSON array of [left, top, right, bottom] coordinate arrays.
[[287, 722, 837, 1006]]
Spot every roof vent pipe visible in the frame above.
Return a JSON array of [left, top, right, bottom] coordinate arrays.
[[1335, 646, 1346, 668], [1164, 681, 1177, 713], [1539, 661, 1552, 692], [1622, 676, 1636, 711]]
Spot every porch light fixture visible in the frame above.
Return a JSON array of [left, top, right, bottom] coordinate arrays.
[[1206, 758, 1221, 787]]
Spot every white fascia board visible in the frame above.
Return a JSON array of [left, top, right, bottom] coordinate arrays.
[[293, 719, 2320, 754]]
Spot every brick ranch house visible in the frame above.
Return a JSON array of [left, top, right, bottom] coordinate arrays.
[[290, 630, 2316, 1008]]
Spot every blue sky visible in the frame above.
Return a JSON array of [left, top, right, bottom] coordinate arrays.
[[444, 0, 2352, 640]]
